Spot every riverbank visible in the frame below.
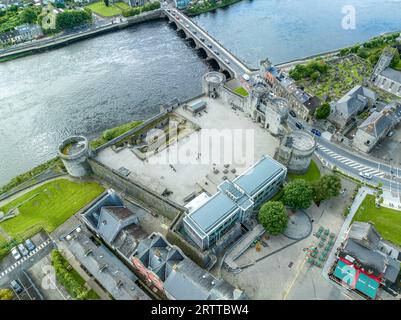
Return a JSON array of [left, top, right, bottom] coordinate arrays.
[[0, 9, 164, 63], [185, 0, 243, 16], [276, 30, 401, 71]]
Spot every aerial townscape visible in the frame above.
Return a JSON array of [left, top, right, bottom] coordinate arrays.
[[1, 0, 401, 308]]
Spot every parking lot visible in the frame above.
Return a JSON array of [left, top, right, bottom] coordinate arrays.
[[10, 270, 43, 300], [0, 231, 55, 300]]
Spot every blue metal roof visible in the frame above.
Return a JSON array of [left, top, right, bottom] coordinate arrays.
[[188, 192, 238, 234], [234, 156, 285, 196], [185, 156, 285, 238]]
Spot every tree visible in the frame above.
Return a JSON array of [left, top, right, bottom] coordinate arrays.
[[283, 179, 314, 209], [311, 71, 320, 81], [104, 0, 109, 7], [20, 8, 38, 24], [315, 102, 331, 119], [258, 201, 288, 235], [391, 50, 400, 68], [0, 288, 14, 300], [312, 174, 342, 203]]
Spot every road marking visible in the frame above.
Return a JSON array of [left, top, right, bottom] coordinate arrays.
[[0, 240, 51, 280]]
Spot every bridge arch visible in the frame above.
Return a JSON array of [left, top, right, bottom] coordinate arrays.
[[207, 58, 220, 71], [168, 21, 178, 30], [221, 69, 232, 80], [177, 29, 187, 39], [196, 47, 208, 59], [186, 37, 197, 48]]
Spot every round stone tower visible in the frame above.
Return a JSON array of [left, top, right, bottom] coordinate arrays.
[[275, 131, 316, 174], [202, 71, 226, 98], [58, 136, 91, 178]]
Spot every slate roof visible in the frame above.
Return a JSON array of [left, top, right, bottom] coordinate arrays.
[[341, 222, 401, 283], [133, 233, 247, 300], [381, 67, 401, 84], [64, 229, 149, 300], [358, 103, 401, 137], [348, 221, 381, 250], [342, 239, 385, 275], [335, 86, 377, 118]]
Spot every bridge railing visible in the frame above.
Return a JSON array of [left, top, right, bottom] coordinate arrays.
[[164, 8, 259, 73]]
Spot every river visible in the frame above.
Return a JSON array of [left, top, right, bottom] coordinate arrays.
[[1, 0, 401, 186]]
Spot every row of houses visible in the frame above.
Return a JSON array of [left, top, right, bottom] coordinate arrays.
[[261, 60, 322, 121], [73, 189, 248, 300], [0, 24, 43, 45]]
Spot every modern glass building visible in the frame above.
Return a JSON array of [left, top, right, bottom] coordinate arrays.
[[183, 155, 287, 250]]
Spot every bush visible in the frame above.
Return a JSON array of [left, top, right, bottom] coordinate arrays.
[[51, 250, 94, 300], [258, 201, 288, 235]]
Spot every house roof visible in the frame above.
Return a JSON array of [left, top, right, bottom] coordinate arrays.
[[336, 85, 377, 118], [348, 221, 381, 250], [358, 103, 401, 137], [64, 229, 149, 300], [381, 67, 401, 84], [342, 239, 385, 275], [133, 233, 247, 300], [303, 96, 321, 113]]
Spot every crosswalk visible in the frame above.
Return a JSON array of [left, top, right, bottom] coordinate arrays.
[[317, 144, 386, 178], [0, 239, 51, 279]]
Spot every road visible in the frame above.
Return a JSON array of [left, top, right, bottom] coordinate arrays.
[[287, 116, 401, 193], [163, 7, 255, 78], [0, 234, 54, 300]]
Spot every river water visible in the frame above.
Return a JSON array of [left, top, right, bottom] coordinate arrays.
[[1, 0, 401, 186]]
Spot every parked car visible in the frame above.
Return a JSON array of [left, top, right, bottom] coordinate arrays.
[[387, 131, 394, 137], [24, 239, 35, 252], [224, 58, 230, 64], [311, 128, 322, 137], [17, 243, 29, 257], [207, 44, 212, 49], [289, 110, 297, 118], [295, 122, 304, 130], [359, 171, 373, 180], [214, 50, 220, 55], [200, 37, 205, 42], [11, 247, 21, 260], [10, 280, 23, 294]]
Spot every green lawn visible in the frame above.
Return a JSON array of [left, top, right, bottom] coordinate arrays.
[[234, 86, 249, 97], [90, 120, 142, 149], [114, 2, 131, 10], [288, 160, 321, 183], [0, 179, 104, 245], [353, 195, 401, 246], [86, 1, 125, 17]]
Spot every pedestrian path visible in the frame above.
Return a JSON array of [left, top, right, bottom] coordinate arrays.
[[0, 239, 51, 279], [317, 144, 385, 177]]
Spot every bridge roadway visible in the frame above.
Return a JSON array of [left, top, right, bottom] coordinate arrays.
[[163, 7, 256, 79]]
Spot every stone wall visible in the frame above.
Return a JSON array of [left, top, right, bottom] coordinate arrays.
[[88, 158, 185, 221]]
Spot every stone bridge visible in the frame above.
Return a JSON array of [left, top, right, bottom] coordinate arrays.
[[163, 7, 256, 80]]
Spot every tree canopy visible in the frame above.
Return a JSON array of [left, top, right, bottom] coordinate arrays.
[[312, 174, 342, 203], [55, 9, 92, 31], [258, 201, 288, 235], [283, 179, 314, 209], [315, 102, 331, 119]]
